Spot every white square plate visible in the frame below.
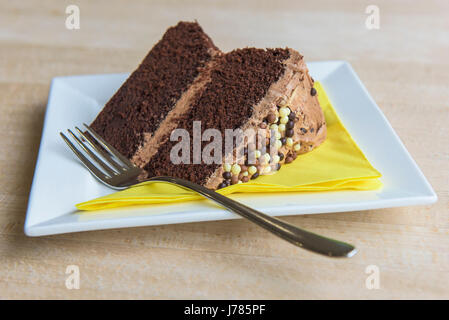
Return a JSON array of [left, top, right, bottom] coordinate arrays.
[[24, 61, 437, 236]]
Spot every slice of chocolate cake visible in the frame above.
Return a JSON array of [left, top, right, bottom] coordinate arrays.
[[91, 21, 326, 190], [144, 47, 326, 189], [90, 21, 220, 166]]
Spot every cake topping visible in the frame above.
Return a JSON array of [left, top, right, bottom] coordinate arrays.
[[279, 107, 290, 117], [280, 116, 289, 124], [267, 113, 277, 124], [278, 98, 288, 107], [293, 143, 301, 151], [248, 166, 257, 175], [223, 163, 232, 172], [231, 164, 241, 175], [278, 124, 286, 132], [278, 152, 284, 161], [285, 156, 294, 164]]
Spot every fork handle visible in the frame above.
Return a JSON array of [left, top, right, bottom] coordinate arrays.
[[143, 177, 357, 257]]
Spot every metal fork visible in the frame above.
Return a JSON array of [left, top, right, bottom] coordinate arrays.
[[60, 123, 357, 258]]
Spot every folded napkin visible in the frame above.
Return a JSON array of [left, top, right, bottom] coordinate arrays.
[[77, 82, 382, 211]]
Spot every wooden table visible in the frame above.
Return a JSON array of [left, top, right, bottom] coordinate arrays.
[[1, 0, 448, 299]]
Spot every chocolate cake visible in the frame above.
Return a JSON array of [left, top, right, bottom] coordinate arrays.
[[91, 21, 327, 189], [91, 21, 219, 160]]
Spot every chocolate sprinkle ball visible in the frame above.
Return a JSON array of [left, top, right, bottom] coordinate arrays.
[[251, 172, 260, 180], [278, 152, 284, 161], [267, 113, 277, 123]]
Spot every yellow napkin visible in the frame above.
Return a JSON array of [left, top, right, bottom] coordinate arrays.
[[77, 82, 382, 211]]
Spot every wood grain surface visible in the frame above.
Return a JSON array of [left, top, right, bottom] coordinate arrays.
[[0, 0, 448, 299]]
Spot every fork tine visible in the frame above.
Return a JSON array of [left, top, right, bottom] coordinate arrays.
[[60, 132, 109, 181], [74, 127, 125, 172], [67, 129, 118, 177], [83, 123, 136, 168]]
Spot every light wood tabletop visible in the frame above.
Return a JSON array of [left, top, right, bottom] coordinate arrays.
[[0, 0, 448, 299]]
